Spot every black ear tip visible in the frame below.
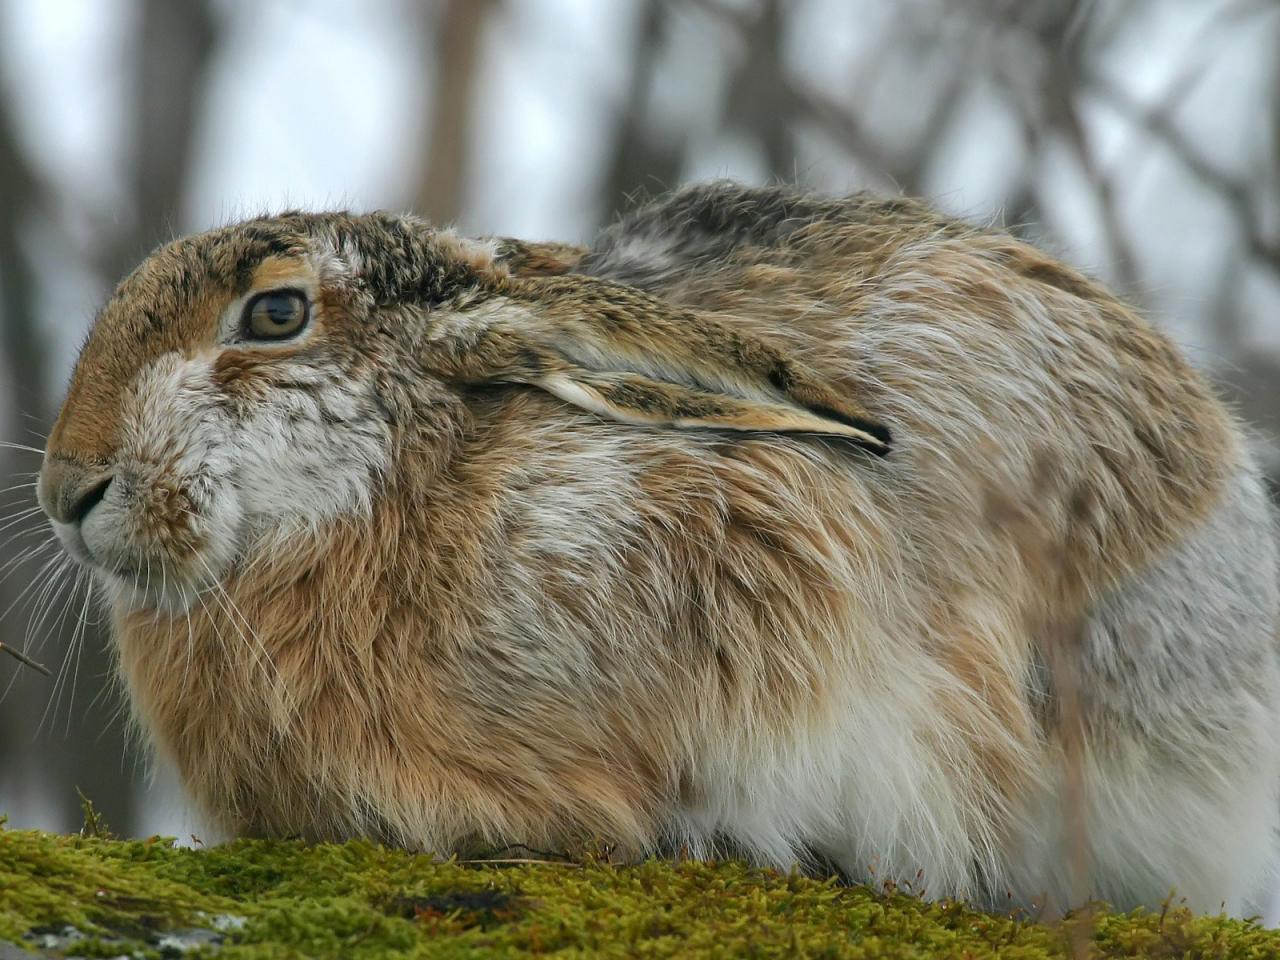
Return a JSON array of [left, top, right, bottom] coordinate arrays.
[[811, 405, 892, 454], [825, 428, 891, 458], [865, 434, 892, 457], [862, 420, 892, 450]]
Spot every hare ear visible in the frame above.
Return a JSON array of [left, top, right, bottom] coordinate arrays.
[[534, 367, 891, 451], [427, 277, 891, 454]]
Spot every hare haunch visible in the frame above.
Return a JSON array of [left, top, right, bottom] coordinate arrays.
[[38, 183, 1280, 914]]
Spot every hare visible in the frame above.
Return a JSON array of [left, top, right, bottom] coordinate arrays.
[[37, 182, 1280, 915]]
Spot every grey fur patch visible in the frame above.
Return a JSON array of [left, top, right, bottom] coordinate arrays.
[[1081, 456, 1279, 742]]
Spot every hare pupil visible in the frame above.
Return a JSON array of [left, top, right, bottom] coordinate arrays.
[[245, 289, 307, 339], [263, 294, 297, 324]]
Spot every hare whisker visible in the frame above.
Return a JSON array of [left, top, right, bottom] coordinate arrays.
[[0, 440, 47, 455]]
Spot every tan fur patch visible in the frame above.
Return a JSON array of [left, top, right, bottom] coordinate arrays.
[[250, 256, 313, 291]]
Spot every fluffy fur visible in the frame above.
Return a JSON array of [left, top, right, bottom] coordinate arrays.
[[38, 182, 1280, 914]]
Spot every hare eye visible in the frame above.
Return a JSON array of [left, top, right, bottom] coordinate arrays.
[[243, 290, 309, 340]]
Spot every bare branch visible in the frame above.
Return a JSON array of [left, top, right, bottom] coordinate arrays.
[[0, 642, 52, 677], [1088, 77, 1280, 274]]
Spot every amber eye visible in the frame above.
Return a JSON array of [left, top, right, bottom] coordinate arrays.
[[243, 289, 309, 340]]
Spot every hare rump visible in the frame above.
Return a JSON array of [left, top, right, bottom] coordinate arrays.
[[38, 182, 1280, 915]]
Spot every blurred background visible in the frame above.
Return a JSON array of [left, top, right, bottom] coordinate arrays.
[[1, 0, 1279, 913]]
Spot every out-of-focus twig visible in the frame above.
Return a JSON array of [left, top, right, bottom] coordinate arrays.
[[977, 1, 1144, 295], [1088, 78, 1280, 275], [780, 80, 900, 188], [686, 0, 898, 186], [1048, 86, 1141, 295], [98, 0, 219, 284], [0, 50, 49, 421], [0, 642, 51, 677], [1072, 0, 1280, 277], [722, 0, 793, 180]]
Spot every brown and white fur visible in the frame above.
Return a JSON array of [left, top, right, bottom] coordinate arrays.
[[37, 183, 1280, 914]]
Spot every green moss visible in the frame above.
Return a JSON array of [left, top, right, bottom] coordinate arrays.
[[2, 822, 1277, 958]]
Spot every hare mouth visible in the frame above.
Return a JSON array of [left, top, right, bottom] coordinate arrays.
[[95, 546, 222, 614], [48, 530, 204, 615], [52, 537, 200, 614], [49, 510, 228, 615], [106, 570, 211, 614]]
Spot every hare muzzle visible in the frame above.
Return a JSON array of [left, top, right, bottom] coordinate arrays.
[[40, 352, 246, 613]]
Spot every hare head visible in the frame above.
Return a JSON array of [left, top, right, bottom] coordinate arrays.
[[39, 212, 888, 615]]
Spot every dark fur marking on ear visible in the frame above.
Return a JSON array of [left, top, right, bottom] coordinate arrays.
[[363, 218, 485, 309], [767, 361, 792, 392], [518, 346, 547, 375], [598, 378, 691, 416]]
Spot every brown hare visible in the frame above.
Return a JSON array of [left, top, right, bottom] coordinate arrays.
[[37, 182, 1280, 915]]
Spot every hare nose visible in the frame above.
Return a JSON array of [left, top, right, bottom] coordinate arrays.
[[39, 459, 114, 526]]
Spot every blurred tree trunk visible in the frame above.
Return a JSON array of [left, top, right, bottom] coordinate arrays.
[[412, 0, 497, 226], [723, 0, 793, 181], [597, 0, 689, 223], [100, 0, 219, 283], [0, 81, 47, 422]]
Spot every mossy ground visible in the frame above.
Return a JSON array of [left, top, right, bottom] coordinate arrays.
[[2, 823, 1278, 958]]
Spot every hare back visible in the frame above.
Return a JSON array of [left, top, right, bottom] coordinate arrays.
[[586, 185, 1238, 606]]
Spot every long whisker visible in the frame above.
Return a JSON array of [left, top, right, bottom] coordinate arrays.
[[0, 537, 58, 587], [25, 552, 73, 650], [19, 424, 50, 446], [0, 440, 46, 455], [159, 555, 170, 622], [0, 534, 64, 680], [0, 480, 40, 501], [143, 551, 155, 623], [191, 552, 289, 711], [0, 432, 74, 682], [0, 546, 65, 629], [193, 553, 266, 663], [40, 562, 93, 734], [0, 533, 55, 576], [62, 574, 97, 736], [47, 565, 92, 662], [181, 582, 197, 698], [26, 560, 87, 732], [0, 505, 46, 537]]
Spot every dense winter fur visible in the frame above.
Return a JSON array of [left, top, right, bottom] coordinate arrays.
[[38, 183, 1280, 914]]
